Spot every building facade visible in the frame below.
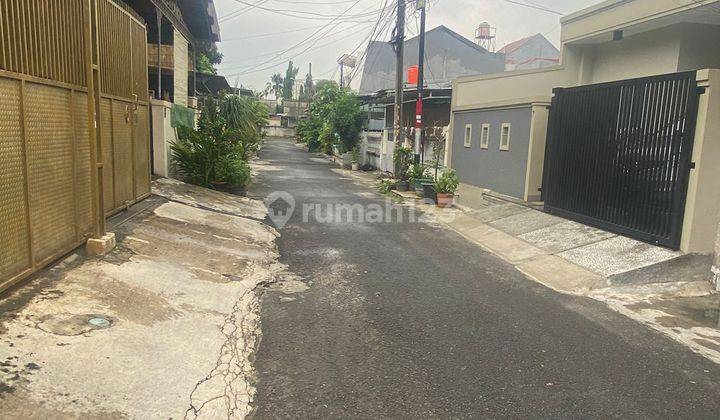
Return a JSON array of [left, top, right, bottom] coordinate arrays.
[[447, 0, 720, 255]]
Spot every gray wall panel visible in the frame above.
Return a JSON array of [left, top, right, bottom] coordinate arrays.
[[451, 107, 532, 199]]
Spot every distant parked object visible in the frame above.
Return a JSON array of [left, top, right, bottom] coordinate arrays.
[[498, 34, 560, 71]]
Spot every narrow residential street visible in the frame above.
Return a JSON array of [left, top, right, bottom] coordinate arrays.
[[250, 138, 720, 418]]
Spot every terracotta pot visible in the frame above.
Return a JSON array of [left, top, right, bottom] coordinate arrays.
[[352, 163, 359, 171], [210, 181, 231, 193], [436, 193, 454, 208]]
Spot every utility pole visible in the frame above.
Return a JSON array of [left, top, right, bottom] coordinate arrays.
[[414, 0, 426, 164], [393, 0, 406, 147], [339, 63, 344, 88]]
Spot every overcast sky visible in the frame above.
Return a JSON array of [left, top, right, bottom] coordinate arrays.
[[214, 0, 598, 92]]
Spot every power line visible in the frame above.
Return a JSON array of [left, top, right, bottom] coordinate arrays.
[[227, 0, 366, 75], [219, 20, 374, 69], [221, 23, 337, 42], [219, 0, 272, 23], [502, 0, 564, 16], [227, 0, 389, 21]]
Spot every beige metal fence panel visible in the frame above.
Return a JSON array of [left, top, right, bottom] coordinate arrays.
[[97, 0, 150, 214], [24, 83, 79, 264], [73, 91, 93, 234], [134, 104, 151, 197], [131, 20, 148, 102], [0, 78, 30, 281], [98, 0, 132, 100], [99, 97, 115, 214], [111, 99, 135, 207], [0, 0, 152, 290], [0, 0, 87, 87]]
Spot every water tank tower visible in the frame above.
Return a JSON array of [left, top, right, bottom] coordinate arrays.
[[475, 22, 497, 52]]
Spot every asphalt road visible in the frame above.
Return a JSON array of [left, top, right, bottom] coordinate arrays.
[[249, 138, 720, 419]]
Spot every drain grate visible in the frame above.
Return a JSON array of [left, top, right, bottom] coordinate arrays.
[[88, 317, 111, 328]]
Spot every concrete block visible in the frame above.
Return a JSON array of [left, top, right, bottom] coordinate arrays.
[[558, 236, 681, 277], [517, 255, 605, 295], [489, 210, 564, 235], [86, 233, 116, 256], [463, 224, 547, 264], [518, 221, 616, 253]]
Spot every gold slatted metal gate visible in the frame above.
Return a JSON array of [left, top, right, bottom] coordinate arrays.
[[0, 0, 151, 291], [97, 0, 151, 216]]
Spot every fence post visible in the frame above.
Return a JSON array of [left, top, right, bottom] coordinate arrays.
[[83, 0, 104, 238]]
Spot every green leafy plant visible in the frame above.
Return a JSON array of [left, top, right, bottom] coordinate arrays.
[[351, 146, 360, 163], [407, 163, 431, 184], [216, 154, 252, 188], [393, 147, 413, 181], [171, 94, 266, 189], [221, 94, 268, 161], [296, 81, 362, 155], [377, 179, 394, 194], [434, 169, 460, 194]]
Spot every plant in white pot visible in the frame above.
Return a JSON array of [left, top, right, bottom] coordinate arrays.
[[351, 147, 360, 171], [433, 169, 459, 208]]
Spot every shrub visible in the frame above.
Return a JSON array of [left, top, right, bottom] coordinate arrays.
[[434, 169, 460, 194], [302, 81, 363, 154], [216, 154, 251, 188], [171, 94, 265, 189], [377, 179, 394, 194], [393, 147, 413, 181], [408, 163, 431, 184]]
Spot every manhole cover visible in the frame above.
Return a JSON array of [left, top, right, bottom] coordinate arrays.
[[88, 317, 111, 328]]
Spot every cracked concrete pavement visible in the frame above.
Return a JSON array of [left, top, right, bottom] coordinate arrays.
[[0, 180, 281, 419]]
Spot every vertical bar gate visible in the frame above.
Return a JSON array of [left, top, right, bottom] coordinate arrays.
[[542, 72, 700, 249]]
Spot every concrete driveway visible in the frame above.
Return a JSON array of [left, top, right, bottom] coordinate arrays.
[[0, 181, 280, 419]]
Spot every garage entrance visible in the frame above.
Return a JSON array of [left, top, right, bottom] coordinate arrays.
[[542, 72, 700, 249]]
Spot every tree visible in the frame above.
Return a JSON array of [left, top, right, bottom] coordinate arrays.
[[295, 81, 362, 154], [270, 73, 284, 99], [195, 42, 223, 75], [300, 68, 314, 102], [281, 61, 299, 100]]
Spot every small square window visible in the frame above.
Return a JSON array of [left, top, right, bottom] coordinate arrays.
[[480, 124, 490, 149], [500, 123, 511, 151], [464, 124, 472, 148]]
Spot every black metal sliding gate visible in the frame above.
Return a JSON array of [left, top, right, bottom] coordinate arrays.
[[542, 72, 700, 249]]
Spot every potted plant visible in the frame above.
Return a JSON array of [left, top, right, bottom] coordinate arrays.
[[408, 163, 433, 196], [434, 169, 460, 208], [351, 147, 360, 171], [393, 146, 413, 191]]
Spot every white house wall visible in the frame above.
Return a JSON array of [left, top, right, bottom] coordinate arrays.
[[174, 29, 189, 106]]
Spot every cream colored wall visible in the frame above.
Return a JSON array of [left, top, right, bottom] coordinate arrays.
[[151, 100, 175, 178], [174, 29, 188, 107], [681, 69, 720, 253], [585, 25, 682, 83], [454, 68, 572, 109], [678, 24, 720, 71], [524, 104, 550, 202], [561, 0, 718, 43]]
